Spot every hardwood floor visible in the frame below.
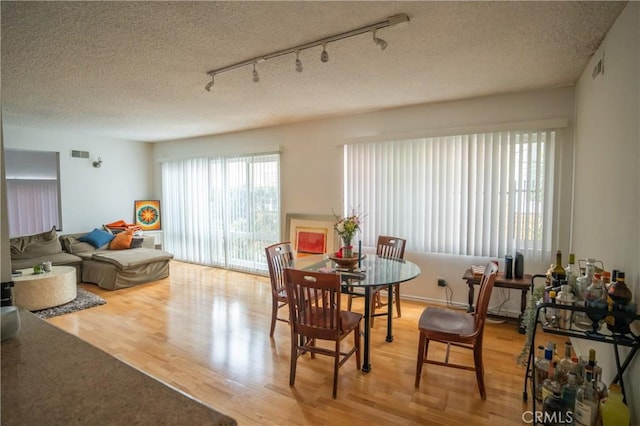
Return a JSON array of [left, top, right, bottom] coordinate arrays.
[[47, 261, 551, 425]]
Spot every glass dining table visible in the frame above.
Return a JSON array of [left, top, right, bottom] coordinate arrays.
[[292, 253, 421, 372]]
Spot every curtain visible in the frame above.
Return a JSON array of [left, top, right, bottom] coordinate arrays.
[[6, 179, 60, 237], [344, 130, 556, 260], [162, 153, 280, 273]]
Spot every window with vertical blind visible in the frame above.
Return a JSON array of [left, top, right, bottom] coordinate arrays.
[[344, 129, 557, 260], [161, 153, 280, 274], [5, 149, 61, 237]]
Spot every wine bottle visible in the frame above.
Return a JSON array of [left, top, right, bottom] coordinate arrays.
[[552, 250, 566, 286]]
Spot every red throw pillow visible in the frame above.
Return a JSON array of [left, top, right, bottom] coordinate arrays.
[[109, 229, 134, 250]]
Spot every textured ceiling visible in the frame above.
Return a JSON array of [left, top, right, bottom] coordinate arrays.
[[1, 1, 627, 142]]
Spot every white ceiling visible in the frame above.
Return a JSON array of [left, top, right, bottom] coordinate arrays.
[[1, 1, 627, 142]]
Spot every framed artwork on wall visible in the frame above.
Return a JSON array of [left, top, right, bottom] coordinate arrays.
[[285, 213, 337, 258], [134, 200, 161, 230]]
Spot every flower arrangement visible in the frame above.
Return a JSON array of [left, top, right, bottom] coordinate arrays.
[[334, 209, 362, 258], [334, 210, 361, 243]]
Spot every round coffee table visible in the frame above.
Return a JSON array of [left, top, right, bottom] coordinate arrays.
[[13, 266, 77, 311]]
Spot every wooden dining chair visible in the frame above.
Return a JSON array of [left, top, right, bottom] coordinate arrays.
[[284, 268, 362, 398], [264, 242, 294, 337], [414, 262, 498, 399], [347, 235, 406, 323]]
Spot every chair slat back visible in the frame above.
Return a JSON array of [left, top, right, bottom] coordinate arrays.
[[473, 262, 499, 332], [376, 236, 406, 260], [265, 242, 293, 298], [285, 269, 341, 341]]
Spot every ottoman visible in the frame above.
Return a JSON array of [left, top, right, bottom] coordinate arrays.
[[13, 266, 77, 311]]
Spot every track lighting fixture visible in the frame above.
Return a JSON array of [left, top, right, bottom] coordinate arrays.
[[295, 50, 303, 72], [204, 74, 214, 91], [252, 62, 259, 82], [320, 44, 329, 63], [204, 13, 409, 91], [372, 30, 388, 50], [93, 157, 102, 168]]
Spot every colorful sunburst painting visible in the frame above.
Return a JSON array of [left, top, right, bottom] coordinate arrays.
[[134, 200, 161, 230]]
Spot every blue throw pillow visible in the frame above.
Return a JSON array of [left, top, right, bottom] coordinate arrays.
[[78, 228, 115, 248]]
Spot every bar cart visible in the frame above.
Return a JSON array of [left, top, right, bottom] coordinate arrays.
[[523, 302, 640, 415]]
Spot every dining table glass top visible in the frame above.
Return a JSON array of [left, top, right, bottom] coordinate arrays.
[[293, 253, 421, 287]]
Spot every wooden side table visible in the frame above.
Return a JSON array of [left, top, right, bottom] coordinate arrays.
[[13, 266, 77, 311], [463, 268, 532, 333]]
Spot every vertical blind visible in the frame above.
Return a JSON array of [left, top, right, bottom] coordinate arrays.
[[6, 179, 60, 237], [161, 153, 280, 273], [345, 130, 556, 260]]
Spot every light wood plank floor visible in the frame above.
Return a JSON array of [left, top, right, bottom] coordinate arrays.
[[47, 261, 552, 425]]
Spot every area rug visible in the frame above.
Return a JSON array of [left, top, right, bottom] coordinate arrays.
[[32, 288, 107, 319]]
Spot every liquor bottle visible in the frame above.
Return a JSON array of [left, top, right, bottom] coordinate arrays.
[[548, 290, 558, 327], [556, 341, 576, 384], [576, 259, 597, 300], [565, 253, 580, 294], [586, 273, 605, 302], [610, 270, 619, 288], [592, 365, 608, 401], [607, 271, 632, 304], [542, 361, 560, 404], [574, 378, 599, 426], [585, 349, 596, 377], [535, 343, 554, 402], [542, 390, 566, 426], [600, 383, 630, 426], [561, 373, 578, 415]]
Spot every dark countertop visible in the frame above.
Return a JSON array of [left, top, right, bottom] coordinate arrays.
[[1, 310, 236, 425]]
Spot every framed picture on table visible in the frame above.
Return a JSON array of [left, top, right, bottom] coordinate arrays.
[[134, 200, 161, 230], [285, 214, 337, 258]]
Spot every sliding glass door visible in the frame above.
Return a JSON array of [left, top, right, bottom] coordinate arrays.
[[162, 153, 280, 274]]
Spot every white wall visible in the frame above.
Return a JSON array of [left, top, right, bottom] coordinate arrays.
[[154, 86, 576, 313], [2, 126, 154, 233], [573, 2, 639, 421]]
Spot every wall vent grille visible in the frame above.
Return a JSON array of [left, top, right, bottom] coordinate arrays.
[[71, 150, 89, 159]]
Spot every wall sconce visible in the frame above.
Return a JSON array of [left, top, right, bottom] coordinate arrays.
[[93, 157, 103, 168]]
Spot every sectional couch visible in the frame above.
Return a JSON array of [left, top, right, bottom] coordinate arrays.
[[10, 227, 174, 290]]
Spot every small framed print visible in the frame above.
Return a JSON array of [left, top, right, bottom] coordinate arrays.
[[285, 213, 337, 258], [134, 200, 161, 230]]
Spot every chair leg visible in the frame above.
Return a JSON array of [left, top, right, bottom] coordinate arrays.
[[394, 284, 401, 318], [269, 296, 278, 337], [290, 332, 298, 387], [473, 344, 486, 400], [332, 340, 340, 398], [415, 332, 426, 387], [354, 324, 361, 370], [347, 294, 353, 311]]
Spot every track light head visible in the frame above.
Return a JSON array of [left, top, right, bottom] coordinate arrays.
[[372, 30, 388, 50], [204, 74, 215, 91], [295, 50, 303, 72], [320, 44, 329, 63], [252, 62, 260, 83]]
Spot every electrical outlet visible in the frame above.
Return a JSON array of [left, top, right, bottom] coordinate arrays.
[[437, 277, 447, 287]]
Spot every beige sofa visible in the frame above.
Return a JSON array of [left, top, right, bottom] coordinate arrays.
[[10, 227, 174, 290], [10, 227, 83, 282]]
